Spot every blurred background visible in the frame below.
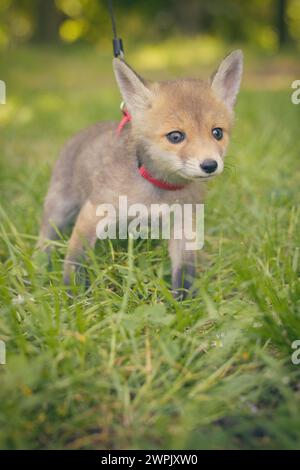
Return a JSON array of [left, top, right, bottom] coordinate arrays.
[[0, 0, 299, 52], [0, 0, 299, 91]]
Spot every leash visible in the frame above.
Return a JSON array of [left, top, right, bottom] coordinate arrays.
[[109, 2, 186, 191], [116, 102, 131, 134], [107, 0, 124, 58]]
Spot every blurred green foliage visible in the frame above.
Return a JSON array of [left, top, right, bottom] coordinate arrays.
[[0, 0, 299, 52]]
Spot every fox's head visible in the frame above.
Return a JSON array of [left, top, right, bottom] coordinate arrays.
[[113, 50, 243, 183]]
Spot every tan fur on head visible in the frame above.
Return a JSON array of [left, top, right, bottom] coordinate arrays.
[[113, 51, 243, 182], [140, 80, 231, 181]]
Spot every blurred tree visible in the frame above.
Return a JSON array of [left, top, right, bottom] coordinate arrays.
[[34, 0, 62, 43], [277, 0, 288, 46]]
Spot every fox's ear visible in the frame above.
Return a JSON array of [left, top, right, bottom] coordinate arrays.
[[211, 50, 243, 110], [113, 59, 152, 115]]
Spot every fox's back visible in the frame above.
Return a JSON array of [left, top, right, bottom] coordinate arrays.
[[51, 121, 121, 198]]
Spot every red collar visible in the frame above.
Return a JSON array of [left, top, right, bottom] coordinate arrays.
[[116, 108, 186, 191], [138, 165, 186, 191]]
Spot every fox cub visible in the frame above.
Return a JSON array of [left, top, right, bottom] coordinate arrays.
[[38, 50, 243, 298]]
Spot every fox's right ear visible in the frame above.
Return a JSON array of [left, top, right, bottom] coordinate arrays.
[[211, 50, 243, 110], [113, 59, 153, 116]]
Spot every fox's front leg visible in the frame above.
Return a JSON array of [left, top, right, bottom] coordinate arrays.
[[168, 237, 196, 300], [63, 200, 98, 285]]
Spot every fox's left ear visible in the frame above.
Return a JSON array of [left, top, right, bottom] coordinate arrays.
[[113, 58, 153, 116], [211, 50, 243, 110]]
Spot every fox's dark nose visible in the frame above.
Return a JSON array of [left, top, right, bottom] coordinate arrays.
[[200, 159, 218, 174]]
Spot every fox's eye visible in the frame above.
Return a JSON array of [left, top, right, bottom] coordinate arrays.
[[212, 127, 223, 141], [166, 131, 185, 144]]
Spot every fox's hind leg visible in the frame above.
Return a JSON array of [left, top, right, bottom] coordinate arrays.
[[63, 200, 98, 286], [168, 237, 197, 300], [37, 182, 80, 254]]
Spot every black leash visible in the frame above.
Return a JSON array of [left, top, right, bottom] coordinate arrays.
[[107, 0, 124, 58]]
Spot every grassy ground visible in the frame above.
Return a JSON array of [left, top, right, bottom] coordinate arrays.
[[0, 45, 300, 450]]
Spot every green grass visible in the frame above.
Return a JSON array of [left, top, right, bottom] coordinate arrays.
[[0, 45, 300, 450]]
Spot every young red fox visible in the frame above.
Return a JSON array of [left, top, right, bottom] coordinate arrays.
[[38, 51, 243, 298]]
